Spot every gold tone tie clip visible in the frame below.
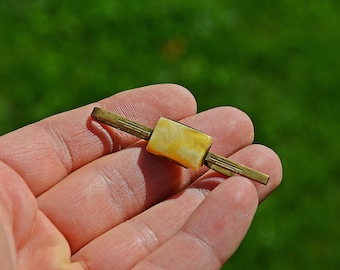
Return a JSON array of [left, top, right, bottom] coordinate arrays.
[[91, 107, 269, 185]]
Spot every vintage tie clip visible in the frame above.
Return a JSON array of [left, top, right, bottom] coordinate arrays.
[[91, 107, 269, 185]]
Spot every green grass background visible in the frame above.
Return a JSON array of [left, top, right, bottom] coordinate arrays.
[[1, 1, 339, 269]]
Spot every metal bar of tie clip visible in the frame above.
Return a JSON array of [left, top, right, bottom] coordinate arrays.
[[91, 107, 269, 185]]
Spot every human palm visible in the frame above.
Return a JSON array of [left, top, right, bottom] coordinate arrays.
[[0, 84, 282, 269]]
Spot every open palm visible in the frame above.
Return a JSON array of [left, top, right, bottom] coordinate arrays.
[[0, 84, 282, 270]]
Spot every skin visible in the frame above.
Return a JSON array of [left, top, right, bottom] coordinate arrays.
[[0, 84, 282, 270]]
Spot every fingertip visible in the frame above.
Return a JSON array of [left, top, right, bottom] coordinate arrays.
[[157, 84, 198, 118], [101, 83, 197, 123], [160, 83, 198, 114], [250, 144, 283, 192], [200, 143, 283, 203], [264, 146, 283, 187], [215, 176, 259, 216], [221, 106, 255, 146], [235, 144, 283, 202]]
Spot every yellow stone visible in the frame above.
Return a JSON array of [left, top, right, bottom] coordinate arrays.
[[146, 117, 213, 169]]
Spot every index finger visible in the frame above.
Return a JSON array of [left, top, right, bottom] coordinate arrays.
[[0, 84, 197, 196]]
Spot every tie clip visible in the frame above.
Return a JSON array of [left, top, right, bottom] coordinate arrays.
[[91, 107, 269, 185]]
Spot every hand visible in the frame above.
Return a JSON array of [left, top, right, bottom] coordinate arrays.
[[0, 84, 282, 270]]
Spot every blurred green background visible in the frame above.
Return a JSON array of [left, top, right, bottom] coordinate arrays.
[[1, 0, 339, 269]]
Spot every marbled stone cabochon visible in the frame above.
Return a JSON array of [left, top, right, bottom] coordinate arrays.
[[146, 117, 213, 169]]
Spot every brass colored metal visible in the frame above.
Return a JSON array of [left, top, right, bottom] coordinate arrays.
[[205, 152, 269, 185], [91, 107, 153, 140], [91, 107, 269, 185]]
